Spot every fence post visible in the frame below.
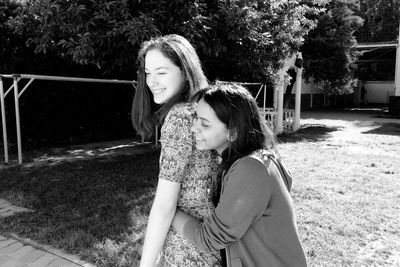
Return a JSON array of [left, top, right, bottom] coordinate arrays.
[[13, 76, 23, 164], [395, 24, 400, 96], [293, 67, 302, 131], [0, 77, 9, 162], [276, 82, 284, 134]]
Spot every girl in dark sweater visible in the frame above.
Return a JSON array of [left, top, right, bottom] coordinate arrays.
[[172, 83, 307, 267]]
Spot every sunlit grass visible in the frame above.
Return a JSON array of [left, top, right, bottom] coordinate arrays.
[[278, 116, 400, 266]]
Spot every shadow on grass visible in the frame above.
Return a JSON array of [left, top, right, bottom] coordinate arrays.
[[0, 150, 160, 266], [302, 107, 400, 123], [8, 139, 155, 167], [362, 123, 400, 136], [278, 124, 341, 143]]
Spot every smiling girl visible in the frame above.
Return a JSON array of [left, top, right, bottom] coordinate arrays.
[[131, 35, 221, 266], [172, 84, 308, 267]]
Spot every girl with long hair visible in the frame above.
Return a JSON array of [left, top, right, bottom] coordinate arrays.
[[132, 34, 221, 266]]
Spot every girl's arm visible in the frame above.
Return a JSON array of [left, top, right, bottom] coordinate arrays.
[[172, 157, 271, 253], [139, 179, 180, 267], [140, 104, 194, 266], [172, 208, 194, 235]]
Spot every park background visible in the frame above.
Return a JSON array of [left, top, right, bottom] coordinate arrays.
[[0, 0, 399, 150], [0, 0, 400, 266]]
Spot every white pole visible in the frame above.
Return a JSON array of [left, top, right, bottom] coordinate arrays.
[[276, 82, 284, 134], [1, 74, 134, 84], [395, 23, 400, 96], [0, 77, 9, 162], [13, 77, 23, 164], [293, 67, 302, 131], [263, 84, 266, 111], [254, 83, 264, 100]]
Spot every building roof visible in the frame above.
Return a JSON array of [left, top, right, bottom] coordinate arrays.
[[357, 42, 398, 49]]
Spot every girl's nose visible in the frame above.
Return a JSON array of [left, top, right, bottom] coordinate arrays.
[[191, 118, 200, 133]]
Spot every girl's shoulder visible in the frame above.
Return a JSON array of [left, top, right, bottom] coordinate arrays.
[[251, 149, 277, 161], [227, 149, 277, 177], [234, 149, 273, 166], [251, 149, 293, 191], [160, 103, 194, 144], [166, 102, 194, 121], [229, 150, 268, 173]]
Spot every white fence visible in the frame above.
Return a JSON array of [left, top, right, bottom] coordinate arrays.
[[260, 108, 295, 131]]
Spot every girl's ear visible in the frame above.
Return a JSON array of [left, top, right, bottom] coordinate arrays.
[[228, 128, 237, 142]]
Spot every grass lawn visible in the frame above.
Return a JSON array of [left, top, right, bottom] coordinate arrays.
[[1, 109, 400, 266]]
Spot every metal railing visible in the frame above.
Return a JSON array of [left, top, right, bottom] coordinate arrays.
[[0, 74, 136, 164]]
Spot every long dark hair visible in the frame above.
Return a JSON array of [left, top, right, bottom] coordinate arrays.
[[193, 83, 276, 171], [131, 34, 208, 139]]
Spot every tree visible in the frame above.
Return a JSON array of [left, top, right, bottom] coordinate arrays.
[[355, 0, 400, 42], [2, 0, 328, 148], [0, 0, 32, 73], [7, 0, 160, 77], [7, 0, 324, 83], [1, 0, 107, 76], [301, 1, 363, 94], [196, 0, 326, 85]]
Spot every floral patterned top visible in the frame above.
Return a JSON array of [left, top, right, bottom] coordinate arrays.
[[157, 103, 222, 267]]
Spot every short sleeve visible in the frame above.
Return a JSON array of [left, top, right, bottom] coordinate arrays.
[[158, 104, 193, 183]]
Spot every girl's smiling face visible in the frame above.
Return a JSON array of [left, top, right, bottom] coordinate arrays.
[[144, 48, 186, 104], [191, 98, 230, 155]]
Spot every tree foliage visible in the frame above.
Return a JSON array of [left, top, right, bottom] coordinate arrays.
[[302, 0, 399, 93], [301, 1, 363, 94], [355, 0, 400, 42], [197, 0, 325, 84], [7, 0, 160, 76], [1, 0, 328, 148], [0, 0, 34, 73], [6, 0, 324, 82]]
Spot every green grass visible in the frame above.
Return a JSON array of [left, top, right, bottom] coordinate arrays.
[[1, 111, 400, 266], [278, 118, 400, 266], [0, 151, 160, 266]]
